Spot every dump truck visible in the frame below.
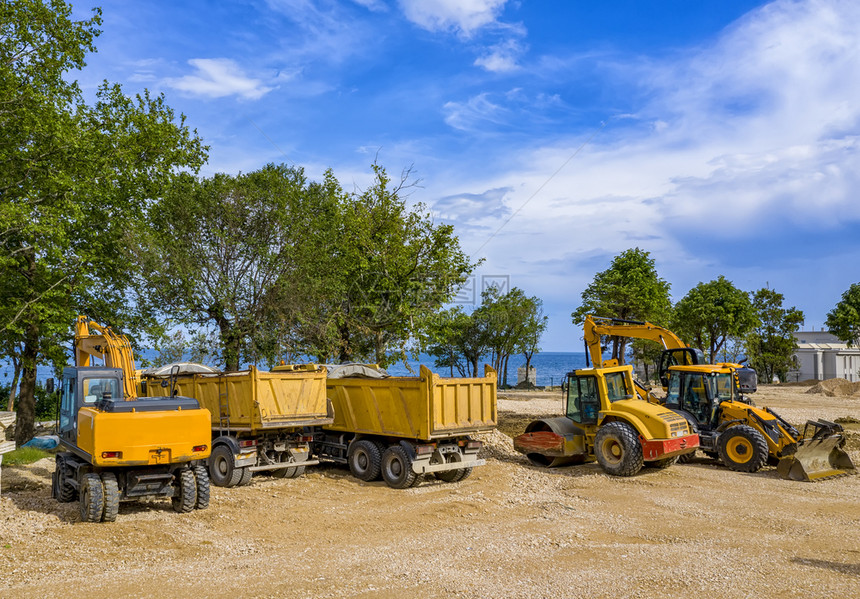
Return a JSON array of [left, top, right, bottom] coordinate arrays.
[[52, 317, 212, 522], [311, 364, 497, 489], [514, 364, 698, 476], [140, 364, 331, 487], [582, 315, 856, 481]]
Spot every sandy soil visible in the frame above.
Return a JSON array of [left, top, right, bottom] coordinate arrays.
[[1, 384, 859, 599]]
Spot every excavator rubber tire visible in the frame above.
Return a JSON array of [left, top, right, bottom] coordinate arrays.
[[718, 425, 769, 473], [100, 472, 120, 522], [193, 465, 210, 510], [54, 455, 76, 502], [172, 468, 197, 513], [348, 439, 383, 482], [594, 421, 645, 477], [209, 445, 244, 488], [381, 445, 418, 489], [79, 473, 105, 523]]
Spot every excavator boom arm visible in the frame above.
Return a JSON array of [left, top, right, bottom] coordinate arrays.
[[584, 315, 688, 368], [74, 315, 139, 400]]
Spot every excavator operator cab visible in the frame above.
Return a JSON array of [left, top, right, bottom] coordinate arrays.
[[658, 348, 705, 388], [58, 366, 125, 445]]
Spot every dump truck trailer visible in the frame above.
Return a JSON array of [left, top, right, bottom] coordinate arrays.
[[311, 364, 498, 488], [140, 364, 332, 487]]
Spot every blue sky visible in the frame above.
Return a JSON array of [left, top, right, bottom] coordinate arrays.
[[70, 0, 860, 351]]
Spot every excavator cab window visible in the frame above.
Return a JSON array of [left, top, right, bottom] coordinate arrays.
[[82, 377, 122, 404], [566, 374, 599, 425], [59, 375, 76, 439]]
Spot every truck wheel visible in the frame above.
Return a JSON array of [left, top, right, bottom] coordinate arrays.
[[79, 473, 105, 523], [381, 446, 418, 489], [100, 472, 120, 522], [718, 425, 769, 472], [436, 467, 473, 483], [237, 467, 253, 486], [348, 440, 382, 481], [53, 456, 76, 502], [193, 465, 210, 510], [594, 422, 644, 477], [209, 445, 243, 488], [172, 468, 197, 513]]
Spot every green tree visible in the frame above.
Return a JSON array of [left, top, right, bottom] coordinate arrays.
[[316, 164, 476, 367], [518, 297, 547, 386], [672, 276, 756, 362], [423, 307, 490, 378], [825, 283, 860, 347], [136, 165, 308, 372], [572, 248, 672, 362], [0, 1, 206, 444], [745, 287, 803, 383]]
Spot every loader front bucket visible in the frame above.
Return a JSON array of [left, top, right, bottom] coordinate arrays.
[[777, 433, 856, 482]]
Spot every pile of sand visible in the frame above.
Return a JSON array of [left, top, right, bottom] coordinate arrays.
[[805, 378, 860, 397]]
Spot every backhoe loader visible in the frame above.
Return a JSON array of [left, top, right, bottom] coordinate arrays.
[[582, 315, 855, 481], [513, 364, 698, 476], [51, 317, 212, 521]]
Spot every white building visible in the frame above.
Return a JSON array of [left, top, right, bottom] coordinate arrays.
[[789, 330, 860, 382]]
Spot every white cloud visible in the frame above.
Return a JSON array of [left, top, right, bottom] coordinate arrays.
[[398, 0, 508, 36], [163, 58, 274, 100], [474, 38, 524, 72], [351, 0, 388, 11]]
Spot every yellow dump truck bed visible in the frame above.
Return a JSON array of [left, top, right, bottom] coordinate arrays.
[[142, 365, 331, 433], [325, 365, 497, 441]]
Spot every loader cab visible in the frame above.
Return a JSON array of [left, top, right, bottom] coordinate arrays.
[[664, 367, 735, 427], [658, 348, 705, 389], [58, 366, 124, 445]]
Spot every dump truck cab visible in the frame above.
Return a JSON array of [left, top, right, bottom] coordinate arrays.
[[514, 365, 698, 476]]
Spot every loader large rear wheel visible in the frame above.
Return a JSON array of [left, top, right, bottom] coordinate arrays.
[[381, 446, 419, 489], [348, 439, 382, 482], [594, 422, 644, 477], [209, 445, 243, 488], [718, 425, 769, 473], [79, 473, 105, 523]]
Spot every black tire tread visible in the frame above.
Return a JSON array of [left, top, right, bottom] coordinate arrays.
[[101, 472, 120, 522], [348, 439, 383, 482], [172, 468, 197, 513], [594, 421, 644, 477], [381, 446, 418, 489], [717, 424, 769, 473], [79, 473, 105, 523], [210, 445, 243, 488], [55, 456, 76, 502], [193, 465, 210, 510]]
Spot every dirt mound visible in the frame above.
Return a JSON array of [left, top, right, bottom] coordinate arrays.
[[805, 378, 860, 397]]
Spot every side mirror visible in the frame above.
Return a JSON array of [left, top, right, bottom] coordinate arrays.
[[46, 378, 55, 394]]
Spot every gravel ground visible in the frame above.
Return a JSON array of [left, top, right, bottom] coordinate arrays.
[[1, 384, 858, 598]]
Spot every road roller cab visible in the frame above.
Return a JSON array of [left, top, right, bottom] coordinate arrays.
[[513, 365, 698, 476]]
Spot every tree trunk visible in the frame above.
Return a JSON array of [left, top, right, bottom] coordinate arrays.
[[15, 324, 40, 446], [524, 353, 532, 384], [503, 354, 510, 389], [337, 322, 351, 364], [7, 355, 21, 412]]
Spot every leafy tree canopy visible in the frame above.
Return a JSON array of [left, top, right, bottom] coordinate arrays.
[[745, 287, 803, 383], [825, 283, 860, 347]]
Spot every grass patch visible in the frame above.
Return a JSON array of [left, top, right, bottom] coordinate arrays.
[[1, 447, 52, 466]]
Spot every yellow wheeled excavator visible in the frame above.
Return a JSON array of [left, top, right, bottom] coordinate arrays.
[[51, 316, 213, 521], [582, 315, 855, 481], [514, 364, 698, 476]]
